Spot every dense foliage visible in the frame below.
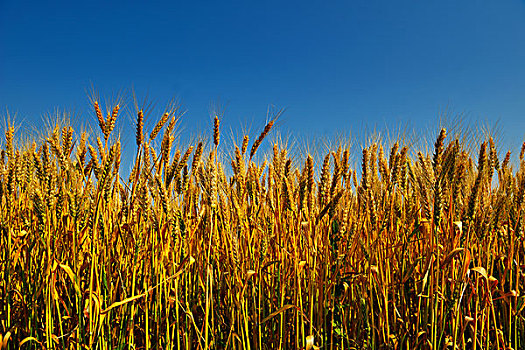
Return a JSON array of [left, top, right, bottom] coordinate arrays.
[[1, 103, 525, 349]]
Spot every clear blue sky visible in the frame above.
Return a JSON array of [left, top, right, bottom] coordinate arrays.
[[1, 0, 525, 154]]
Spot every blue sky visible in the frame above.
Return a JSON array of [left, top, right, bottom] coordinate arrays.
[[1, 0, 525, 157]]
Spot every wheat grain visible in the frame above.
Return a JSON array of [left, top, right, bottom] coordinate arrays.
[[213, 115, 220, 147], [136, 110, 144, 147], [249, 120, 274, 160], [150, 112, 170, 141], [94, 101, 106, 135]]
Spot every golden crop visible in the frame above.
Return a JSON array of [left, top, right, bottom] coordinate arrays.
[[0, 102, 524, 349]]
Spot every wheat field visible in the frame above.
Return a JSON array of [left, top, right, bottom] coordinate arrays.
[[0, 102, 524, 349]]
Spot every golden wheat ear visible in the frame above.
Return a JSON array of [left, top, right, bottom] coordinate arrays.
[[136, 110, 144, 147], [213, 115, 220, 148], [150, 112, 170, 141], [249, 119, 275, 161], [94, 101, 105, 135]]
